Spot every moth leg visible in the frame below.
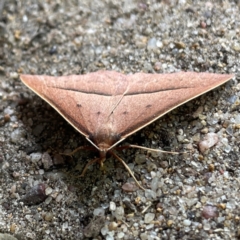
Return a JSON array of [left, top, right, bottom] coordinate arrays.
[[79, 157, 100, 177], [110, 151, 145, 191], [61, 146, 96, 157]]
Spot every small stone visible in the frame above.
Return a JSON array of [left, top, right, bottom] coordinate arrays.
[[145, 223, 154, 230], [201, 127, 209, 134], [42, 152, 53, 170], [123, 197, 136, 212], [202, 205, 219, 219], [108, 221, 118, 231], [10, 129, 25, 143], [84, 216, 105, 238], [147, 37, 157, 51], [218, 203, 226, 210], [192, 106, 204, 118], [122, 182, 138, 192], [147, 162, 157, 172], [114, 206, 124, 220], [135, 154, 146, 164], [145, 189, 157, 200], [30, 152, 42, 164], [56, 193, 64, 202], [150, 177, 159, 191], [208, 164, 215, 172], [117, 232, 125, 239], [167, 220, 174, 227], [9, 72, 18, 79], [21, 183, 47, 205], [101, 225, 109, 236], [198, 133, 218, 153], [45, 187, 53, 195], [174, 41, 185, 49], [44, 212, 53, 221], [159, 161, 168, 169], [93, 207, 105, 216], [144, 213, 155, 224], [183, 219, 191, 226], [109, 201, 116, 211], [140, 232, 148, 240], [154, 62, 162, 71]]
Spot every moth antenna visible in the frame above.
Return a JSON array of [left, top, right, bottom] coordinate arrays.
[[110, 150, 145, 191], [127, 144, 187, 155]]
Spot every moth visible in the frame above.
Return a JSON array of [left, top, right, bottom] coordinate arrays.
[[20, 71, 234, 189]]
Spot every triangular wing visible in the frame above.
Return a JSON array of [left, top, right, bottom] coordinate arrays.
[[20, 71, 233, 150]]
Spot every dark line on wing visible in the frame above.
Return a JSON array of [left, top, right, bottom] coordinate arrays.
[[50, 86, 191, 96]]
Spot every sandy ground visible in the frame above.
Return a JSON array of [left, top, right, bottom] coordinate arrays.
[[0, 0, 240, 239]]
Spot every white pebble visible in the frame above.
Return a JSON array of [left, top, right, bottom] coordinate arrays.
[[30, 152, 42, 163], [183, 219, 191, 226], [45, 187, 53, 195], [198, 133, 218, 153], [117, 232, 125, 238], [144, 213, 155, 224], [109, 201, 116, 211]]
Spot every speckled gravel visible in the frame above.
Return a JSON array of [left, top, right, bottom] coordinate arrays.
[[1, 0, 240, 239]]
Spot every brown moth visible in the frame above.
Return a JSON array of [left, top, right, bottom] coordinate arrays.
[[20, 71, 234, 189]]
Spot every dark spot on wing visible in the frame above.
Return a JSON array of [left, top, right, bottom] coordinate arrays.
[[146, 104, 152, 108], [77, 103, 82, 108], [97, 111, 101, 115], [122, 111, 128, 115]]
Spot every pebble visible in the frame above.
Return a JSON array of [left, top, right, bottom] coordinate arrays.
[[145, 189, 157, 200], [122, 182, 138, 192], [108, 221, 118, 231], [109, 201, 116, 211], [10, 129, 25, 143], [56, 193, 64, 202], [117, 232, 125, 239], [9, 72, 18, 79], [144, 213, 155, 224], [45, 187, 53, 195], [21, 183, 47, 206], [202, 205, 219, 219], [93, 207, 105, 216], [84, 216, 105, 238], [30, 152, 42, 163], [147, 37, 158, 51], [183, 219, 192, 226], [44, 212, 53, 221], [198, 133, 218, 153], [150, 177, 159, 191], [41, 152, 53, 170], [113, 206, 124, 220], [135, 154, 147, 164], [123, 197, 136, 212]]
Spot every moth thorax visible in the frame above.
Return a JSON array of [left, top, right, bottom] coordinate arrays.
[[91, 128, 121, 151], [98, 142, 112, 152]]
